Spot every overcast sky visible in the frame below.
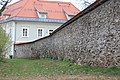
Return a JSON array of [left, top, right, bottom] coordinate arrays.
[[6, 0, 95, 10]]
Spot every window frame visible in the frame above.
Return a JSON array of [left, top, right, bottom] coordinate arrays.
[[37, 11, 47, 18], [37, 28, 44, 38], [22, 27, 29, 37], [40, 14, 47, 18], [48, 29, 54, 35]]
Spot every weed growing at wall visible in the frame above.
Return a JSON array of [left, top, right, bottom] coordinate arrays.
[[0, 26, 9, 62]]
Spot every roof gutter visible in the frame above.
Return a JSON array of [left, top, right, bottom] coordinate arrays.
[[0, 17, 67, 24]]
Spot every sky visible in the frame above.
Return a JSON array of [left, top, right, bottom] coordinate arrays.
[[1, 0, 96, 10]]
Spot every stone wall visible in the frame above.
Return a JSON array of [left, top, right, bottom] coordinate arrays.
[[15, 0, 120, 67]]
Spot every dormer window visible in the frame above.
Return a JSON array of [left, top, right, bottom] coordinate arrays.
[[3, 14, 11, 19], [65, 12, 74, 20], [68, 15, 74, 20], [63, 9, 78, 20], [40, 13, 47, 18], [37, 11, 47, 18]]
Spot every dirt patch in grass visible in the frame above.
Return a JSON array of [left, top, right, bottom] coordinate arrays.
[[0, 75, 119, 80]]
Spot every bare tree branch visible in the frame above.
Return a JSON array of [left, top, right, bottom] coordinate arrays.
[[0, 0, 12, 16], [76, 0, 96, 10]]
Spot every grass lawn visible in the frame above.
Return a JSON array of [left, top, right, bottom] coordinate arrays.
[[0, 58, 120, 80]]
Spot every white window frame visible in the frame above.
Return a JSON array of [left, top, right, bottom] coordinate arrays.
[[37, 28, 44, 38], [68, 15, 74, 19], [40, 14, 47, 18], [37, 11, 47, 18], [48, 29, 54, 35], [22, 27, 29, 37], [65, 12, 74, 20]]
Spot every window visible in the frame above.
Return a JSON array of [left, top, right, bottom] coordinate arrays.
[[64, 12, 74, 20], [3, 14, 11, 19], [66, 15, 74, 20], [37, 28, 44, 37], [68, 15, 74, 19], [37, 11, 47, 18], [22, 27, 29, 37], [4, 16, 10, 19], [49, 30, 53, 35], [41, 14, 46, 18]]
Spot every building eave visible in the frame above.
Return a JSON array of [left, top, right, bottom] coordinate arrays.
[[0, 17, 67, 24]]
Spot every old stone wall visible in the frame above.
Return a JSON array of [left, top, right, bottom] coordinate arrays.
[[15, 0, 120, 67]]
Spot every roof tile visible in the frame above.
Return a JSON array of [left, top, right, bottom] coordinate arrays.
[[1, 0, 80, 20]]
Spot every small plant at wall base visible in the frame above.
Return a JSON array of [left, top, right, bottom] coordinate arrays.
[[0, 0, 12, 62], [0, 26, 9, 62]]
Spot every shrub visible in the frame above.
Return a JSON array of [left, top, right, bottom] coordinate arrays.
[[0, 26, 9, 62]]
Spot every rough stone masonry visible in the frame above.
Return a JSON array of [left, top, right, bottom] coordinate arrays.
[[15, 0, 120, 67]]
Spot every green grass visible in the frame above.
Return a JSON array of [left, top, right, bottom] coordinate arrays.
[[0, 58, 120, 77]]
